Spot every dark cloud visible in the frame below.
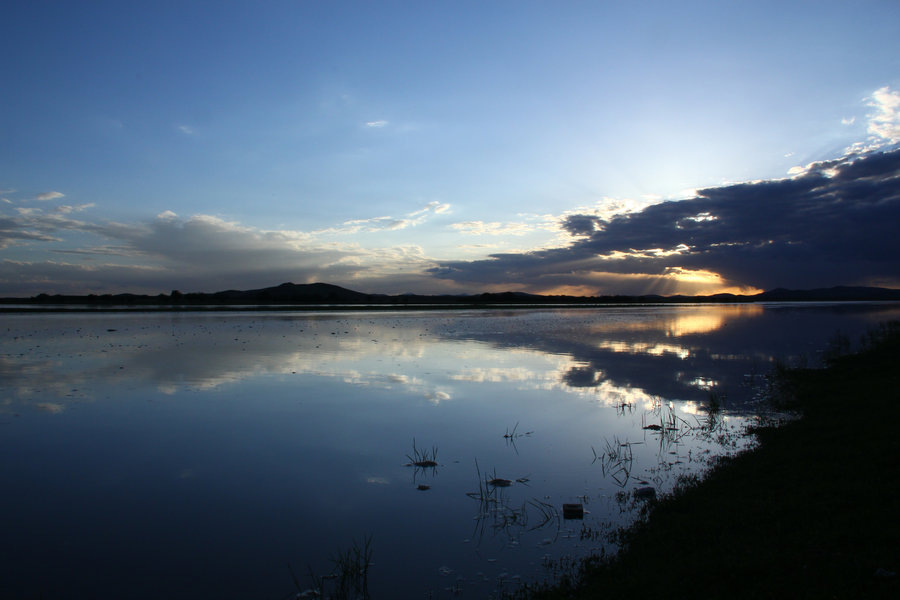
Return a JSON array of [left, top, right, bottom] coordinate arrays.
[[430, 148, 900, 292], [0, 210, 372, 295], [560, 214, 601, 236], [0, 216, 61, 247], [0, 197, 458, 295]]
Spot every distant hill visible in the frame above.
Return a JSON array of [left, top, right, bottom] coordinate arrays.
[[753, 286, 900, 301], [3, 282, 900, 307], [204, 282, 379, 304]]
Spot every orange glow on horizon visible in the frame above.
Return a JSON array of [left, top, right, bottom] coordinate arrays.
[[449, 266, 764, 298]]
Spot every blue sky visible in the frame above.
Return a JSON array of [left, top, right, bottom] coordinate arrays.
[[2, 0, 900, 296]]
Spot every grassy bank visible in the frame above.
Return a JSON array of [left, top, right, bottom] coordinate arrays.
[[532, 323, 900, 600]]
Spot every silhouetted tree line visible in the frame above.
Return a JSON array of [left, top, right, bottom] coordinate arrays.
[[3, 283, 899, 307]]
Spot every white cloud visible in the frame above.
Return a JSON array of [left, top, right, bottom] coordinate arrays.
[[336, 215, 408, 233], [318, 201, 450, 235], [411, 200, 450, 216], [365, 120, 389, 128], [34, 191, 65, 201], [867, 86, 900, 143], [177, 125, 195, 135], [449, 221, 533, 236], [54, 203, 95, 214]]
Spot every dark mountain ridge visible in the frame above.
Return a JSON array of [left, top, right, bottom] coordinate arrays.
[[4, 282, 900, 307]]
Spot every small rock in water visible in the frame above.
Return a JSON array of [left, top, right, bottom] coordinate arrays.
[[417, 484, 431, 491]]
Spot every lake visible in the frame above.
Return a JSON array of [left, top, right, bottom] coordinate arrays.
[[2, 302, 898, 599]]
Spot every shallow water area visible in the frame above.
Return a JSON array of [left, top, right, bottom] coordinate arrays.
[[2, 303, 898, 598]]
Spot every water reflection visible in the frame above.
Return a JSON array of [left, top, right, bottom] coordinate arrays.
[[1, 303, 898, 599]]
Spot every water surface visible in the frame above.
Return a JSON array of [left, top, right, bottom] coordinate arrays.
[[2, 303, 897, 598]]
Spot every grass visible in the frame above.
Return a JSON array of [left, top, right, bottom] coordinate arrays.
[[404, 438, 438, 468], [287, 535, 373, 600], [592, 436, 636, 488], [526, 321, 900, 600], [466, 459, 557, 546]]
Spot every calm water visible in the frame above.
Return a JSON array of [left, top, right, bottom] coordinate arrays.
[[2, 303, 898, 599]]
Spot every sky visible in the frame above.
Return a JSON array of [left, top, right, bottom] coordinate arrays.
[[2, 0, 900, 297]]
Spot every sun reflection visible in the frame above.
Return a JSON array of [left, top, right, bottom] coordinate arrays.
[[578, 304, 764, 337], [686, 376, 719, 390], [665, 305, 764, 336]]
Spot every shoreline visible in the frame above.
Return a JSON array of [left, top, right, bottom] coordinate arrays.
[[528, 322, 900, 599], [3, 299, 899, 315]]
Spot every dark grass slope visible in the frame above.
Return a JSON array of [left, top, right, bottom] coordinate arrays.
[[532, 323, 900, 600]]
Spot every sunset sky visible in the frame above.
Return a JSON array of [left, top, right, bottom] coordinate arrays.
[[2, 0, 899, 297]]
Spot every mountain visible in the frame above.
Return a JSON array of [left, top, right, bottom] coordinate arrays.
[[754, 286, 900, 301], [205, 282, 380, 304], [4, 283, 900, 306]]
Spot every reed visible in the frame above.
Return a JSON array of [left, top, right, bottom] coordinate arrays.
[[405, 438, 438, 468]]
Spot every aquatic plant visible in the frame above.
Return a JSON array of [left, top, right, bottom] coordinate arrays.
[[592, 436, 636, 487], [466, 458, 500, 505], [503, 422, 534, 454], [466, 460, 559, 548], [405, 438, 438, 468], [290, 536, 373, 600], [642, 402, 693, 455]]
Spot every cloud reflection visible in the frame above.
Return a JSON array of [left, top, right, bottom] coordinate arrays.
[[2, 303, 896, 418]]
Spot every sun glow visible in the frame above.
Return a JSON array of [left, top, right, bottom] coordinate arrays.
[[664, 267, 764, 296]]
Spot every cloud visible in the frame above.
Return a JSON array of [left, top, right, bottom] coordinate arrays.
[[0, 202, 96, 249], [365, 120, 389, 128], [448, 221, 533, 236], [411, 200, 450, 216], [54, 203, 95, 215], [177, 125, 195, 135], [5, 87, 899, 298], [0, 201, 448, 295], [34, 191, 65, 201], [867, 86, 900, 143], [319, 201, 450, 235], [429, 147, 900, 294], [560, 214, 601, 236], [842, 86, 900, 156]]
